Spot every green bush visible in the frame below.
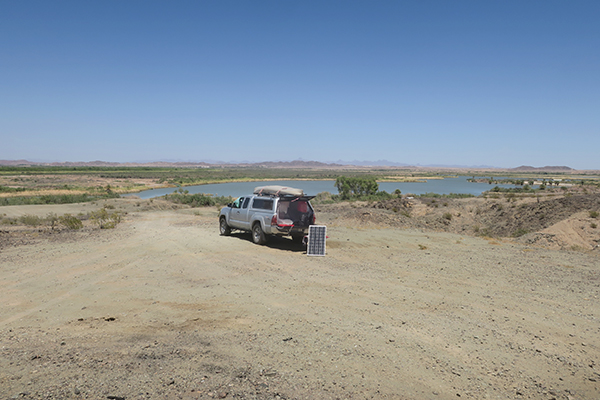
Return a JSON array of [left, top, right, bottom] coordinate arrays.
[[443, 212, 452, 221], [59, 214, 83, 230], [90, 207, 121, 229], [335, 176, 379, 199], [164, 193, 232, 207], [590, 211, 599, 219]]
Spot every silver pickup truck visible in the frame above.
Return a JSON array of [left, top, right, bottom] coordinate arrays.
[[219, 185, 316, 245]]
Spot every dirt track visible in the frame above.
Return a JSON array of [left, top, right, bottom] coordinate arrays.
[[1, 200, 599, 399]]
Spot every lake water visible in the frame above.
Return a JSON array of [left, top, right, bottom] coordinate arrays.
[[128, 176, 520, 199]]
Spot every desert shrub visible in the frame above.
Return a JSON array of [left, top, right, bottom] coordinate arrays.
[[590, 211, 599, 219], [591, 222, 597, 229], [443, 212, 452, 221], [312, 191, 334, 204], [45, 212, 59, 229], [59, 214, 83, 230], [90, 207, 121, 229], [19, 214, 43, 226], [512, 228, 529, 237]]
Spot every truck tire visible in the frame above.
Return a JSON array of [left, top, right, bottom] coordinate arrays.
[[219, 217, 231, 236], [252, 223, 267, 244]]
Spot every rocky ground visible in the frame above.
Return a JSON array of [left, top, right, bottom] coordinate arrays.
[[1, 195, 599, 399]]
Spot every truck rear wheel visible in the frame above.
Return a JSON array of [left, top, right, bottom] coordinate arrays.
[[252, 223, 267, 244], [219, 217, 231, 236]]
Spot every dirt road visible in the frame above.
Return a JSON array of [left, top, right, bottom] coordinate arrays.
[[1, 202, 599, 399]]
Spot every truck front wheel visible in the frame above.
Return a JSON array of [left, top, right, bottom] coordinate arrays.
[[220, 217, 231, 236], [252, 223, 267, 244]]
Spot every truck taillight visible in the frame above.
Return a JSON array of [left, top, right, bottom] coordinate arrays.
[[271, 215, 278, 226], [312, 214, 316, 224]]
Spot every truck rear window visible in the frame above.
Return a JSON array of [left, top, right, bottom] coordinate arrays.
[[251, 198, 274, 210]]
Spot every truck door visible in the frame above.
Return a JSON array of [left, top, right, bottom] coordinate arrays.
[[230, 196, 251, 229]]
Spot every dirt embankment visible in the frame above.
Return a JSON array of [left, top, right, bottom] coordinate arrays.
[[341, 193, 600, 252], [1, 196, 599, 400]]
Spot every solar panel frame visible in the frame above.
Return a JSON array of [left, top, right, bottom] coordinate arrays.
[[307, 225, 327, 256]]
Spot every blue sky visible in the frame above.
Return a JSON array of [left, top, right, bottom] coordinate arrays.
[[1, 1, 599, 169]]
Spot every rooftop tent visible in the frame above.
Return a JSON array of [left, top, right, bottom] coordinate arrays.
[[253, 185, 304, 197]]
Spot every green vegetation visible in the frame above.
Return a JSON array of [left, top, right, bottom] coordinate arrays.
[[415, 192, 475, 199], [512, 228, 529, 237], [0, 193, 119, 206], [590, 211, 599, 219], [90, 207, 122, 229], [1, 212, 84, 229], [0, 165, 347, 185], [0, 185, 27, 193], [335, 176, 379, 199], [19, 214, 44, 226], [488, 186, 536, 194], [308, 176, 396, 203], [59, 214, 84, 229], [164, 192, 233, 207]]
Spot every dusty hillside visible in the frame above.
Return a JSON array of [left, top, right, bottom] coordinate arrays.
[[325, 193, 600, 252]]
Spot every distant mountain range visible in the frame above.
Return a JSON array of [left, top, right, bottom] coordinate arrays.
[[0, 159, 582, 172], [509, 165, 575, 172]]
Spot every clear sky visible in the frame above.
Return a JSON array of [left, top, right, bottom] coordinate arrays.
[[1, 1, 599, 169]]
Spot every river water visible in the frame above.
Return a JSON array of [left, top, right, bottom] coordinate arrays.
[[128, 176, 520, 199]]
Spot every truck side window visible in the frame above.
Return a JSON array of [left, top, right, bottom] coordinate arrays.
[[252, 198, 274, 210], [242, 197, 250, 209], [233, 197, 243, 208]]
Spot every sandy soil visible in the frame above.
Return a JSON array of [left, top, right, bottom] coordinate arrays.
[[1, 199, 599, 399]]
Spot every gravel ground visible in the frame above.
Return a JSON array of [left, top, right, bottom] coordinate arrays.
[[1, 199, 599, 399]]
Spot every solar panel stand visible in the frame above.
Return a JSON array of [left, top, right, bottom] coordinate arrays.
[[307, 225, 327, 256]]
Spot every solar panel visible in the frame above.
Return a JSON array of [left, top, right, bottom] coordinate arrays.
[[307, 225, 327, 256]]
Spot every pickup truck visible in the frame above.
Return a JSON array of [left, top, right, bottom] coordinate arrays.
[[219, 185, 316, 245]]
